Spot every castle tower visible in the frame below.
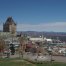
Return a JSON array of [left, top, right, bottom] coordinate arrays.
[[3, 17, 16, 34]]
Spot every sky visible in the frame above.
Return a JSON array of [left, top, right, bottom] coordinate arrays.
[[0, 0, 66, 32]]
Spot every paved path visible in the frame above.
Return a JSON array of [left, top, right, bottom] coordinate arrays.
[[2, 53, 66, 63], [52, 56, 66, 63]]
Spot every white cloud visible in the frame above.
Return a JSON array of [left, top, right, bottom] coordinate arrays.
[[0, 23, 3, 31], [17, 22, 66, 32], [0, 22, 66, 32]]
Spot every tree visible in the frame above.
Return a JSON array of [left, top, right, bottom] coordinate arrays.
[[10, 44, 15, 55], [0, 38, 5, 57], [19, 36, 27, 58]]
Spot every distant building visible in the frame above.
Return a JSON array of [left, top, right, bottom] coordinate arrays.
[[3, 17, 16, 34], [29, 37, 44, 42]]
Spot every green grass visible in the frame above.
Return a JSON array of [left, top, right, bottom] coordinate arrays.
[[0, 58, 66, 66], [0, 58, 32, 66], [36, 62, 66, 66]]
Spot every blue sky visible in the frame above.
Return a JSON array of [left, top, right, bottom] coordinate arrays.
[[0, 0, 66, 32]]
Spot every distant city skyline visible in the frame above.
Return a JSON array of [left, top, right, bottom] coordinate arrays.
[[0, 0, 66, 32]]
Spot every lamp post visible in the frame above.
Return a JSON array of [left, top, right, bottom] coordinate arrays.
[[10, 31, 15, 55], [48, 47, 52, 62]]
